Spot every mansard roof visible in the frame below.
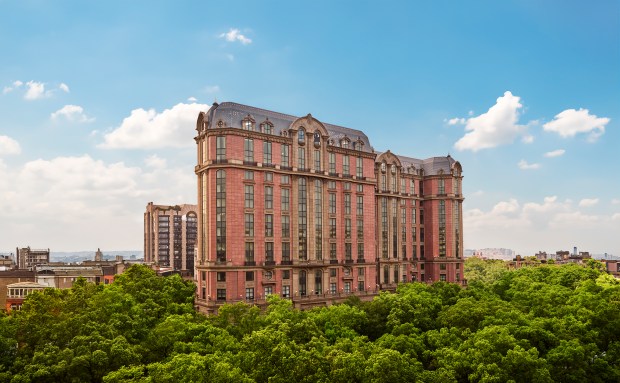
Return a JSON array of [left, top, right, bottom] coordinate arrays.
[[376, 152, 462, 176], [203, 102, 372, 152]]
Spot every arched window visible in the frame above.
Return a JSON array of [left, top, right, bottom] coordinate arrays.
[[298, 128, 305, 144]]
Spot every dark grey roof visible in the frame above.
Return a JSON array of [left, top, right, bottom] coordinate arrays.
[[205, 102, 373, 152], [377, 152, 459, 176]]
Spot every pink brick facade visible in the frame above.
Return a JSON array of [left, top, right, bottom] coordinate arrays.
[[194, 102, 464, 314]]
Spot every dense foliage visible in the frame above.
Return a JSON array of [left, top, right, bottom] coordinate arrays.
[[1, 261, 619, 382]]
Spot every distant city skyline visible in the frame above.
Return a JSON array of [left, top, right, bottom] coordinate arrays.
[[0, 1, 618, 256]]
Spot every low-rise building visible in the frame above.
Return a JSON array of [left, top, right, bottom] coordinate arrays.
[[16, 247, 49, 270], [5, 281, 46, 312]]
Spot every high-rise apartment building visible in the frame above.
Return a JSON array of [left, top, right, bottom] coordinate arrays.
[[144, 203, 198, 273], [194, 102, 464, 314], [16, 247, 49, 270]]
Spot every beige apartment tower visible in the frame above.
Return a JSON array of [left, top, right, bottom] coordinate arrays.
[[144, 203, 198, 273]]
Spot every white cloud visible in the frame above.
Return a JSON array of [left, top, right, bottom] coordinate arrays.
[[204, 85, 220, 93], [0, 135, 21, 155], [579, 198, 599, 208], [0, 154, 196, 250], [51, 105, 95, 123], [100, 102, 210, 149], [544, 149, 565, 158], [543, 108, 609, 142], [24, 80, 52, 100], [144, 154, 167, 169], [3, 80, 23, 94], [518, 159, 540, 170], [464, 196, 620, 256], [219, 28, 252, 44], [447, 117, 466, 125], [454, 91, 529, 152], [521, 134, 534, 144], [187, 96, 198, 102], [59, 83, 70, 93], [612, 199, 620, 205]]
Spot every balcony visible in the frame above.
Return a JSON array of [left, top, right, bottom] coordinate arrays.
[[263, 260, 276, 266], [329, 172, 339, 177], [342, 174, 353, 179], [344, 259, 354, 264], [213, 159, 228, 164], [356, 258, 366, 263], [263, 163, 276, 168], [330, 259, 339, 264], [244, 261, 256, 266], [243, 161, 258, 166], [280, 165, 292, 171], [280, 260, 293, 265]]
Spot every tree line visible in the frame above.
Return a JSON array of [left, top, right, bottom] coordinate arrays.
[[1, 259, 619, 382]]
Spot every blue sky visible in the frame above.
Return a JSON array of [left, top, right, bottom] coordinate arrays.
[[1, 0, 618, 255]]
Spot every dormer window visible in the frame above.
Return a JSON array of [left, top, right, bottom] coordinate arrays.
[[242, 116, 255, 131], [261, 121, 273, 135], [342, 139, 349, 149]]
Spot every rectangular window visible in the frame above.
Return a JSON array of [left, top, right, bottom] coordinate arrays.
[[330, 282, 337, 294], [265, 172, 273, 182], [297, 147, 306, 169], [357, 218, 364, 240], [245, 242, 254, 263], [265, 186, 273, 209], [217, 289, 226, 301], [345, 218, 351, 239], [344, 281, 351, 293], [265, 242, 274, 261], [410, 180, 415, 195], [345, 243, 352, 260], [264, 286, 273, 296], [358, 281, 365, 292], [357, 183, 363, 193], [330, 218, 337, 238], [244, 185, 254, 208], [281, 175, 290, 184], [329, 193, 336, 214], [330, 243, 337, 260], [440, 263, 446, 270], [401, 179, 406, 194], [344, 194, 351, 215], [244, 170, 254, 180], [246, 271, 254, 281], [356, 157, 363, 178], [358, 267, 365, 276], [440, 274, 447, 282], [281, 188, 290, 211], [330, 268, 337, 277], [314, 149, 321, 171], [245, 287, 254, 301], [343, 155, 350, 175], [283, 270, 290, 279], [357, 195, 363, 215], [216, 136, 226, 161], [282, 285, 290, 298], [281, 145, 290, 167], [329, 152, 336, 173], [281, 215, 290, 237], [263, 141, 272, 164], [328, 180, 336, 189], [245, 213, 254, 236], [439, 178, 445, 194], [282, 242, 290, 261], [216, 272, 226, 282], [357, 243, 364, 260], [244, 138, 254, 163], [344, 182, 351, 191], [265, 214, 273, 237]]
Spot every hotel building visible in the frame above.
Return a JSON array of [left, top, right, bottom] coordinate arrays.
[[144, 202, 198, 273], [194, 102, 464, 313]]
